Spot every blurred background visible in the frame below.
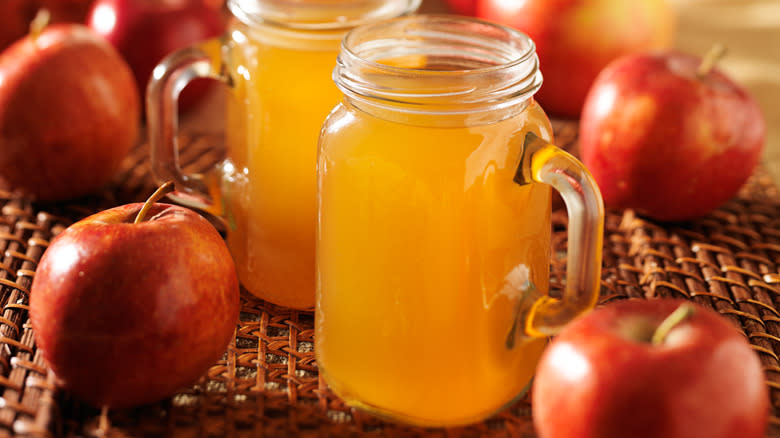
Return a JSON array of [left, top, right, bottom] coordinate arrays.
[[27, 0, 773, 190], [422, 0, 780, 189]]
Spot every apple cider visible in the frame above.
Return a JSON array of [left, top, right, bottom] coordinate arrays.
[[220, 1, 422, 309], [219, 24, 344, 309], [147, 0, 420, 309], [318, 99, 553, 424], [316, 15, 605, 426]]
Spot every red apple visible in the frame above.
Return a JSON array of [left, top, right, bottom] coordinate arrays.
[[578, 50, 766, 221], [0, 20, 139, 201], [477, 0, 676, 118], [38, 0, 94, 22], [532, 299, 769, 438], [87, 0, 225, 113], [0, 0, 94, 51], [30, 184, 240, 408], [443, 0, 477, 16]]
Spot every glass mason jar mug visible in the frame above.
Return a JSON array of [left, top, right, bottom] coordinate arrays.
[[316, 15, 605, 426], [147, 0, 420, 309]]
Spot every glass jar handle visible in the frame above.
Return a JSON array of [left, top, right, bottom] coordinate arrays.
[[146, 38, 229, 215], [515, 132, 604, 337]]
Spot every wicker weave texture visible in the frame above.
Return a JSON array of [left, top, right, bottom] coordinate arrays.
[[1, 120, 777, 437], [0, 201, 66, 438]]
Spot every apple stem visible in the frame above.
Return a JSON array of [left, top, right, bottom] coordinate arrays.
[[98, 405, 110, 434], [134, 181, 175, 224], [696, 44, 727, 79], [29, 9, 51, 42], [651, 303, 696, 345]]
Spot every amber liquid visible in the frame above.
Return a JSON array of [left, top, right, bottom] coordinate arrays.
[[316, 93, 555, 425], [220, 23, 344, 309]]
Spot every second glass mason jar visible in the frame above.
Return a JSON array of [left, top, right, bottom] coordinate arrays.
[[316, 15, 605, 426], [147, 0, 420, 309]]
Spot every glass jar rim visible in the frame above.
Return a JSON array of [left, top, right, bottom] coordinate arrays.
[[228, 0, 422, 31], [334, 14, 544, 115]]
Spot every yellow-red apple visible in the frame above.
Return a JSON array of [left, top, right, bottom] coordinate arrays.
[[578, 50, 765, 221], [0, 21, 139, 201], [30, 190, 240, 408], [532, 299, 768, 438]]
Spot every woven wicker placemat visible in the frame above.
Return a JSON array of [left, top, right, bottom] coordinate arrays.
[[0, 120, 777, 437]]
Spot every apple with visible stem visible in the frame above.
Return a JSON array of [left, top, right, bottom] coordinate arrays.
[[0, 0, 94, 51], [30, 182, 240, 408], [532, 299, 769, 438], [578, 47, 766, 221], [477, 0, 676, 118], [87, 0, 225, 114], [0, 11, 139, 201]]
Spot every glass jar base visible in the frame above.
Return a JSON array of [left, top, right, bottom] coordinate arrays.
[[320, 367, 533, 428]]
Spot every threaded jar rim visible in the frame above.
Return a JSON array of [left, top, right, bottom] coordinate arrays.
[[334, 14, 543, 115]]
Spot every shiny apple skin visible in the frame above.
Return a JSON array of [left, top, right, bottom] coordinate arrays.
[[0, 24, 139, 201], [532, 299, 769, 438], [578, 51, 766, 221], [443, 0, 477, 16], [30, 203, 240, 408], [87, 0, 225, 112]]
